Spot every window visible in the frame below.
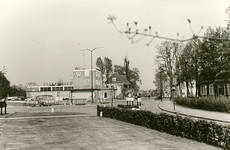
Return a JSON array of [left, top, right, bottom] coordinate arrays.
[[53, 87, 63, 91], [40, 87, 51, 91], [200, 85, 207, 95], [209, 84, 213, 95], [112, 77, 116, 82], [64, 87, 73, 91], [85, 79, 90, 85]]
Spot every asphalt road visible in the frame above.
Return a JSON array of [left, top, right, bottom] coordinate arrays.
[[4, 98, 161, 116]]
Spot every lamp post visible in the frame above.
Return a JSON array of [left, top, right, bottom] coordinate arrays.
[[111, 85, 114, 107], [80, 46, 104, 103]]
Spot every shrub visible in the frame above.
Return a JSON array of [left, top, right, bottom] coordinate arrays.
[[97, 105, 230, 149], [117, 104, 139, 109], [174, 97, 230, 113]]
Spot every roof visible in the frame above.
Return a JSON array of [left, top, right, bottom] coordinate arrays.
[[107, 72, 130, 85]]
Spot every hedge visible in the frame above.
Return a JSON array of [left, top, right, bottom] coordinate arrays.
[[117, 104, 139, 109], [174, 97, 230, 113], [97, 105, 230, 149]]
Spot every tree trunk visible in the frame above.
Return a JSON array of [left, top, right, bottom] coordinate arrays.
[[186, 81, 190, 97], [170, 76, 173, 100], [225, 81, 229, 99], [178, 82, 182, 97]]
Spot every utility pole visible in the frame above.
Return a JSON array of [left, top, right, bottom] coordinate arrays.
[[80, 46, 104, 103]]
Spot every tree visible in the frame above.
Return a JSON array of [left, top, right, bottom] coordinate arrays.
[[129, 67, 142, 91], [114, 65, 125, 75], [156, 41, 182, 99], [96, 57, 105, 82], [114, 56, 141, 92], [10, 85, 26, 99], [107, 16, 230, 46], [198, 26, 230, 96], [0, 72, 11, 99], [153, 66, 168, 99], [124, 56, 130, 82], [104, 57, 113, 84], [179, 41, 196, 97]]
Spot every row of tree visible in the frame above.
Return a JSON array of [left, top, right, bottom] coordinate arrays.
[[96, 56, 141, 92], [154, 26, 230, 98], [0, 71, 26, 99]]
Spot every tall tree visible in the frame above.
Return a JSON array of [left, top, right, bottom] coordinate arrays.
[[199, 26, 230, 96], [153, 66, 168, 99], [0, 72, 11, 99], [96, 57, 105, 82], [156, 41, 181, 98], [114, 57, 141, 92], [179, 41, 196, 97], [104, 57, 113, 84], [124, 56, 130, 82], [114, 65, 125, 75]]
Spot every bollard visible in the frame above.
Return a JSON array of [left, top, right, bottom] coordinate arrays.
[[51, 107, 54, 113], [100, 111, 103, 117]]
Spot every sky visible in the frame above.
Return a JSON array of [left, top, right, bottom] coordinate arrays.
[[0, 0, 229, 90]]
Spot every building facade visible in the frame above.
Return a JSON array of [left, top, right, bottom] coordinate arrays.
[[26, 67, 110, 102], [106, 72, 130, 99]]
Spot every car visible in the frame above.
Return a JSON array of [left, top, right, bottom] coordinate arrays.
[[36, 95, 58, 106]]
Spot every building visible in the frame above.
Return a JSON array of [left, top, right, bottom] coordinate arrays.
[[199, 70, 230, 97], [106, 72, 130, 99], [70, 67, 109, 102], [25, 83, 73, 99], [26, 67, 111, 102]]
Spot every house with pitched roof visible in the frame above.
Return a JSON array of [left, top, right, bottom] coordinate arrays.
[[106, 72, 130, 99]]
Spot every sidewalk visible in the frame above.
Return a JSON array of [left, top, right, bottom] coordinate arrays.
[[158, 100, 230, 124]]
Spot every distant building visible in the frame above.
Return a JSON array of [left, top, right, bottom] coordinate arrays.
[[199, 70, 230, 97], [106, 72, 130, 99], [70, 67, 109, 102], [26, 67, 111, 102], [25, 83, 74, 99]]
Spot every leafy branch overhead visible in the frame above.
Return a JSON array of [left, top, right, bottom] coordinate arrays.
[[107, 15, 230, 46]]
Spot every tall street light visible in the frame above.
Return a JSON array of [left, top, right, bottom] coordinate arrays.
[[80, 46, 104, 103]]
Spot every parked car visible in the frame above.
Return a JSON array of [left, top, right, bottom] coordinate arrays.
[[36, 95, 58, 106]]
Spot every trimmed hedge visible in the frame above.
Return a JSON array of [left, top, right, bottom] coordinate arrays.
[[97, 105, 230, 149], [117, 104, 139, 109], [174, 97, 230, 113]]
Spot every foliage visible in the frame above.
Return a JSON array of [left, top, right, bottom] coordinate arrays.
[[96, 57, 105, 82], [156, 41, 182, 97], [153, 68, 168, 98], [104, 57, 113, 84], [10, 85, 26, 99], [117, 104, 139, 109], [175, 97, 230, 113], [199, 27, 230, 82], [96, 57, 113, 84], [97, 105, 230, 149], [114, 56, 141, 92], [0, 72, 11, 99], [178, 40, 199, 96]]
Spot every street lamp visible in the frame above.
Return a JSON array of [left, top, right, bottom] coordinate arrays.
[[80, 46, 104, 103]]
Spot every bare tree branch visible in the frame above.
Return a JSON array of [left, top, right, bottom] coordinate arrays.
[[107, 15, 230, 46]]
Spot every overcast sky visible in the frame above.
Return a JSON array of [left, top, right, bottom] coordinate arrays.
[[0, 0, 228, 90]]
